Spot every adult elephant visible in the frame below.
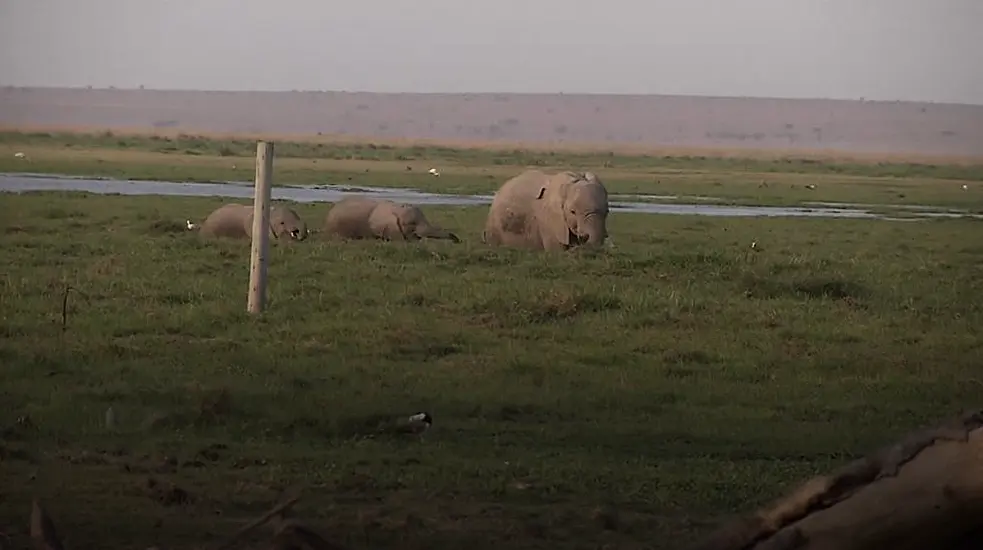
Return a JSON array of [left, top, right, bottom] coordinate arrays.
[[482, 170, 609, 251], [322, 196, 460, 242], [194, 203, 308, 240]]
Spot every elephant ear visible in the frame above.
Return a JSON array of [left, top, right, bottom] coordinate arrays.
[[267, 211, 279, 238], [266, 208, 281, 238], [535, 176, 571, 247], [382, 207, 407, 241], [242, 208, 259, 239]]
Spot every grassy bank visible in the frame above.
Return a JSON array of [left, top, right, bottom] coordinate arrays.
[[1, 130, 982, 211], [4, 129, 983, 180], [2, 191, 981, 549]]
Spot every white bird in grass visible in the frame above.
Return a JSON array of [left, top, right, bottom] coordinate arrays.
[[428, 168, 440, 177], [401, 412, 432, 435], [14, 152, 25, 158], [186, 219, 198, 230], [963, 184, 969, 190]]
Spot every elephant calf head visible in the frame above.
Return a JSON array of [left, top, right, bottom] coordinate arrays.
[[388, 203, 460, 243], [271, 206, 308, 240], [539, 171, 609, 248]]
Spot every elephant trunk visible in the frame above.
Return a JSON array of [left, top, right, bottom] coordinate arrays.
[[580, 215, 607, 247], [417, 224, 460, 243]]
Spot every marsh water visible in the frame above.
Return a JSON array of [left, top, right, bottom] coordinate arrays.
[[1, 173, 979, 220]]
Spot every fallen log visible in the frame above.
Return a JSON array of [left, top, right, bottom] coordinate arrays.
[[688, 408, 983, 550]]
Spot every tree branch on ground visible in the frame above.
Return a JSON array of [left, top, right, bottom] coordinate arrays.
[[687, 409, 983, 550]]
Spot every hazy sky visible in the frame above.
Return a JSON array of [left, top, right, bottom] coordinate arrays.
[[1, 0, 981, 104]]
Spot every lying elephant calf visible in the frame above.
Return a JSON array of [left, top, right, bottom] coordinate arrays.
[[190, 203, 309, 240], [323, 196, 460, 243]]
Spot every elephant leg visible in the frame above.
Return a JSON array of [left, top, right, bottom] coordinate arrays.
[[482, 225, 504, 246]]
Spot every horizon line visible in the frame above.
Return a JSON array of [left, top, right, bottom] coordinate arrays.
[[3, 85, 981, 108]]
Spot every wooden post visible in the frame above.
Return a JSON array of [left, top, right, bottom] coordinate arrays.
[[247, 141, 274, 314]]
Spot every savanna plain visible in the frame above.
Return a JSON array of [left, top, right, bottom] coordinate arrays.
[[1, 130, 982, 549]]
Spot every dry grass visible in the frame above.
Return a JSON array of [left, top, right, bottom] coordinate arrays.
[[4, 124, 982, 165], [5, 142, 979, 199]]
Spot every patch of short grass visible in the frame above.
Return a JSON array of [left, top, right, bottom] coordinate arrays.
[[0, 191, 981, 549]]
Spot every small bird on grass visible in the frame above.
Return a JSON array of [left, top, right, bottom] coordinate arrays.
[[186, 219, 198, 230], [354, 412, 433, 440], [397, 412, 432, 436], [743, 240, 761, 263]]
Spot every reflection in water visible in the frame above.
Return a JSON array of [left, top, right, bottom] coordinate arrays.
[[1, 173, 978, 220]]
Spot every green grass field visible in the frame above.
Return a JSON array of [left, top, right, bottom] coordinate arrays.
[[3, 189, 982, 549], [1, 135, 983, 549], [1, 130, 982, 212]]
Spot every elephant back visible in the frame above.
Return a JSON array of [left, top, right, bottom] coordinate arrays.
[[561, 171, 602, 186]]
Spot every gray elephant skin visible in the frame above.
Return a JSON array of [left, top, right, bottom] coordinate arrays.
[[197, 203, 308, 240], [483, 170, 609, 251], [322, 197, 460, 242]]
